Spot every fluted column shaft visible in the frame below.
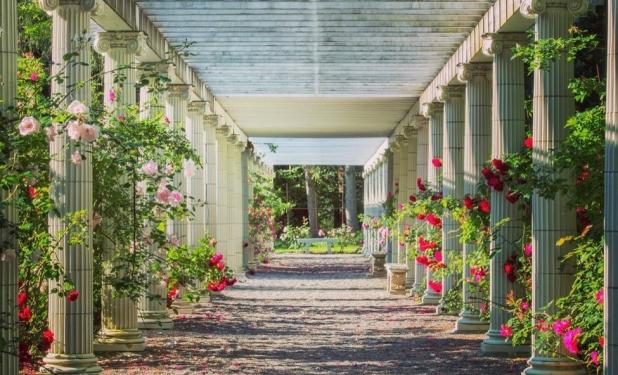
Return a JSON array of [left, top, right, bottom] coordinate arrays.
[[404, 128, 418, 286], [606, 2, 618, 373], [391, 145, 401, 262], [398, 139, 409, 264], [523, 1, 587, 373], [165, 85, 190, 242], [215, 125, 230, 265], [454, 64, 492, 332], [186, 102, 207, 246], [40, 1, 101, 373], [137, 67, 172, 330], [241, 150, 250, 268], [439, 86, 465, 303], [413, 122, 429, 293], [204, 115, 218, 241], [94, 31, 145, 352], [422, 103, 443, 305], [481, 32, 529, 354], [1, 1, 18, 373]]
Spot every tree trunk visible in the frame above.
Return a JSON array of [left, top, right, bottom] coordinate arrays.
[[304, 166, 319, 237], [344, 166, 359, 231]]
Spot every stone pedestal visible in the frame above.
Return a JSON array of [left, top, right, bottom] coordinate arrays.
[[386, 264, 409, 295], [170, 286, 194, 315], [369, 253, 386, 278], [40, 1, 102, 373], [521, 1, 588, 373]]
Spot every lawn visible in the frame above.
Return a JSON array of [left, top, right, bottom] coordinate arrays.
[[274, 243, 361, 254]]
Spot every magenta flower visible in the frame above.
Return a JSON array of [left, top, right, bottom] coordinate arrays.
[[523, 243, 532, 258], [596, 288, 604, 305], [29, 71, 38, 81], [500, 324, 513, 338], [107, 89, 117, 102], [562, 327, 582, 355], [552, 319, 571, 336], [590, 351, 600, 366]]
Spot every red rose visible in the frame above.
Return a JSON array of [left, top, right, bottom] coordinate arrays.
[[416, 255, 430, 266], [19, 306, 32, 322], [409, 194, 417, 203], [481, 167, 494, 179], [416, 177, 427, 192], [207, 282, 219, 292], [492, 159, 509, 175], [506, 190, 520, 204], [428, 280, 442, 293], [209, 252, 223, 266], [431, 158, 442, 168], [431, 192, 443, 201], [17, 291, 27, 307], [488, 176, 504, 191], [416, 213, 426, 221], [463, 196, 474, 209], [524, 136, 533, 149], [67, 290, 79, 302], [426, 214, 442, 228], [478, 199, 490, 214], [216, 262, 225, 271], [27, 185, 38, 199]]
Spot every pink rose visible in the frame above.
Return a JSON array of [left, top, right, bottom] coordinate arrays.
[[155, 187, 171, 204], [140, 160, 158, 176], [80, 124, 99, 142], [107, 90, 116, 103], [71, 150, 82, 165], [18, 116, 40, 136], [168, 190, 183, 206], [46, 124, 57, 142], [29, 72, 38, 81], [66, 120, 83, 141], [67, 100, 88, 115]]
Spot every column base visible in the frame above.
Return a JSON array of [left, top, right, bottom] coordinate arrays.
[[40, 353, 102, 374], [94, 329, 146, 352], [522, 356, 587, 375], [453, 312, 489, 333], [480, 331, 530, 357], [421, 290, 441, 305]]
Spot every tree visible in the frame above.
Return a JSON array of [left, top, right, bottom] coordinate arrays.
[[304, 166, 319, 237], [344, 166, 359, 231]]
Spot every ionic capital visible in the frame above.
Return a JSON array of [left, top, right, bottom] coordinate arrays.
[[456, 63, 492, 82], [204, 114, 219, 128], [166, 84, 191, 100], [482, 33, 528, 57], [227, 132, 239, 144], [520, 0, 588, 18], [216, 123, 231, 136], [411, 114, 428, 129], [403, 125, 417, 139], [436, 85, 465, 102], [188, 101, 208, 114], [94, 31, 145, 56], [421, 102, 443, 119], [39, 0, 97, 12]]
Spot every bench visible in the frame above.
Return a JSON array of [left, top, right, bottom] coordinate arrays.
[[298, 238, 337, 254]]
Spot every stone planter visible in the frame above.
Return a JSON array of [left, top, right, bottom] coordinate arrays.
[[386, 264, 409, 295], [369, 253, 386, 278]]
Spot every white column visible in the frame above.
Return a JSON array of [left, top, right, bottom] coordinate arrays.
[[522, 1, 588, 373], [215, 122, 230, 266], [481, 32, 529, 354], [186, 101, 208, 246], [404, 126, 418, 287], [606, 1, 618, 373], [39, 1, 102, 373], [390, 143, 401, 262], [421, 102, 443, 305], [412, 118, 429, 294], [165, 84, 190, 242], [93, 31, 145, 353], [0, 1, 19, 373], [165, 84, 191, 313], [137, 65, 173, 330], [204, 114, 218, 242], [397, 136, 408, 264], [437, 85, 465, 311], [454, 63, 492, 333]]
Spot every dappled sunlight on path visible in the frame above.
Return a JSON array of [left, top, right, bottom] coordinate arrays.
[[99, 254, 526, 374]]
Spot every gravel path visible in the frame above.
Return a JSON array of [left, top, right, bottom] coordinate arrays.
[[98, 254, 527, 375]]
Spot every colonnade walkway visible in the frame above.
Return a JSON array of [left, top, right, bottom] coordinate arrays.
[[97, 255, 525, 375]]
